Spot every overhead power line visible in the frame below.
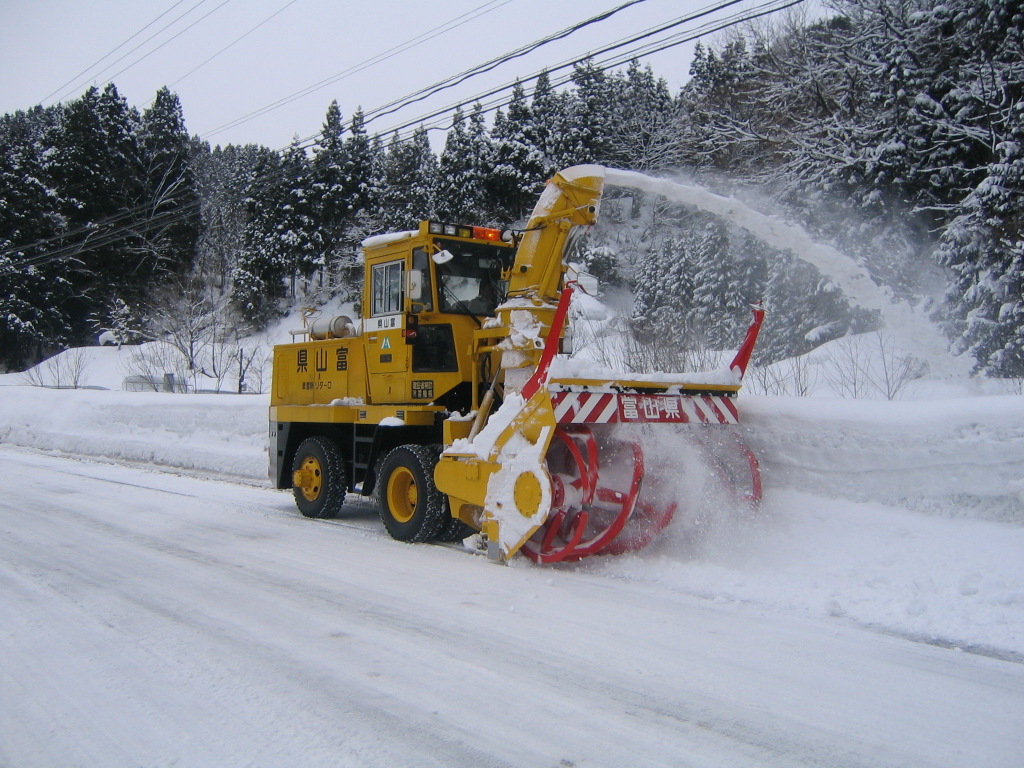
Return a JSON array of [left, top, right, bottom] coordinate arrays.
[[201, 0, 513, 139], [101, 0, 236, 87], [39, 0, 191, 105], [4, 0, 804, 270], [382, 0, 803, 142], [205, 0, 646, 139], [46, 0, 213, 106], [362, 0, 653, 124], [280, 0, 773, 151], [8, 203, 206, 272], [169, 0, 302, 87], [246, 0, 734, 153], [367, 0, 761, 139]]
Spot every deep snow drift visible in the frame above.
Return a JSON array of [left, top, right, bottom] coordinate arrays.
[[2, 341, 1022, 658]]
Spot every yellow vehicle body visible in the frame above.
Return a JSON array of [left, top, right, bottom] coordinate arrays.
[[269, 220, 514, 519], [270, 166, 764, 562]]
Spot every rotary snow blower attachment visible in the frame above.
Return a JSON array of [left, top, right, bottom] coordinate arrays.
[[433, 165, 765, 563], [269, 165, 763, 565]]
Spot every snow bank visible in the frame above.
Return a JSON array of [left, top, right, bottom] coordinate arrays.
[[582, 395, 1024, 655], [0, 386, 268, 481], [2, 383, 1020, 521], [3, 379, 1020, 519], [599, 488, 1024, 657], [742, 394, 1024, 522]]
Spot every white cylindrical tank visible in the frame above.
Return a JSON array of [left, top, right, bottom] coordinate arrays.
[[308, 315, 356, 340]]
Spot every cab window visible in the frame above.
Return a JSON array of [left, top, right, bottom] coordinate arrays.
[[371, 260, 403, 315], [434, 238, 510, 316]]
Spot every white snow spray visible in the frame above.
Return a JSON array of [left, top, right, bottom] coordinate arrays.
[[601, 167, 969, 377]]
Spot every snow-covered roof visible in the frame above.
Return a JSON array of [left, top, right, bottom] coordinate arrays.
[[361, 230, 417, 249]]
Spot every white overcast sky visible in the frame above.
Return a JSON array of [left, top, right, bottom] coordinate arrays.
[[0, 0, 791, 151]]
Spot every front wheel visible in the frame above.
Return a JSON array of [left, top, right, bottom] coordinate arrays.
[[376, 445, 448, 542], [291, 436, 347, 519]]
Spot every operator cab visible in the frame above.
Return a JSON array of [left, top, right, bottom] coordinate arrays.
[[406, 225, 513, 319], [361, 220, 515, 412]]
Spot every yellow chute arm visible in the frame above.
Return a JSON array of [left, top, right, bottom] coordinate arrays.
[[434, 166, 608, 561]]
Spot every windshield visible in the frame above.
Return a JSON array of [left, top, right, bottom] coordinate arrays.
[[434, 238, 512, 316]]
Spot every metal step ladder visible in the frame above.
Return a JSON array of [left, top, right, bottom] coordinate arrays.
[[351, 427, 375, 493]]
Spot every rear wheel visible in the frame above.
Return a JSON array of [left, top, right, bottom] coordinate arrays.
[[291, 436, 347, 519], [376, 445, 448, 542]]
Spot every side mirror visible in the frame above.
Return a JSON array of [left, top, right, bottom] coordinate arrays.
[[432, 249, 454, 265], [406, 269, 423, 300], [566, 264, 599, 295], [577, 271, 600, 296]]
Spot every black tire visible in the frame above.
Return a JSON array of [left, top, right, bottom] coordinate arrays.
[[437, 517, 475, 543], [376, 444, 448, 542], [291, 436, 347, 519], [426, 444, 474, 542]]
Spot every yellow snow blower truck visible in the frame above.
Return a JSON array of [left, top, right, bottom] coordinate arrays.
[[269, 165, 764, 563]]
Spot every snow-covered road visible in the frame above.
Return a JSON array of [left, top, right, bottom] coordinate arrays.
[[3, 446, 1023, 768]]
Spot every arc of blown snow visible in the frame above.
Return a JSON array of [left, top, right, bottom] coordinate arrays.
[[601, 166, 966, 376]]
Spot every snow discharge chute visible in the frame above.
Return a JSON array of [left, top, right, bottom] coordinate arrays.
[[433, 165, 765, 562]]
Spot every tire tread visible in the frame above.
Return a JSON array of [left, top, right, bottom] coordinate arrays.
[[291, 436, 346, 519]]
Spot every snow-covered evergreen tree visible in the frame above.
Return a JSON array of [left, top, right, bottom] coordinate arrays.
[[310, 100, 349, 273], [342, 109, 376, 218], [379, 127, 437, 231], [278, 139, 318, 282], [309, 102, 380, 298], [941, 135, 1024, 376], [0, 107, 69, 368], [690, 226, 768, 348], [44, 84, 148, 338], [564, 60, 614, 166], [924, 0, 1024, 375], [607, 61, 677, 172], [631, 235, 695, 336], [435, 105, 492, 223], [235, 143, 311, 323], [139, 87, 198, 280], [333, 107, 380, 276], [529, 69, 566, 175], [193, 142, 266, 295], [486, 82, 548, 224]]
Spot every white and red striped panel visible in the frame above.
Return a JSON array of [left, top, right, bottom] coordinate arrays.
[[551, 391, 739, 425]]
